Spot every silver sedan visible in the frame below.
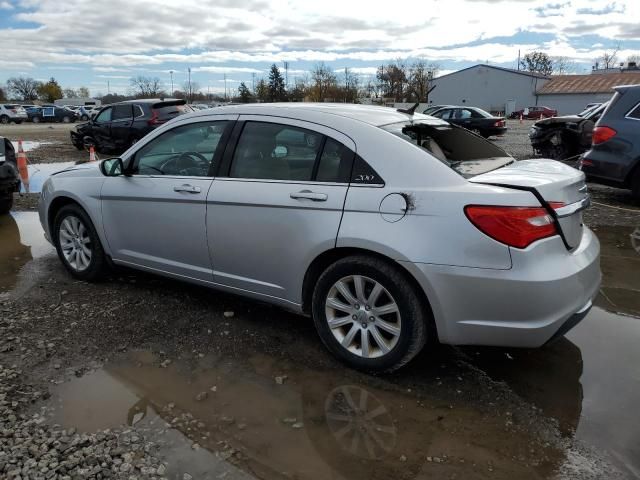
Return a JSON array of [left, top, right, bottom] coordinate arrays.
[[39, 104, 601, 372]]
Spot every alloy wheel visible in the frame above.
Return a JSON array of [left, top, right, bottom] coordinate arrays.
[[59, 215, 92, 271], [324, 275, 401, 359]]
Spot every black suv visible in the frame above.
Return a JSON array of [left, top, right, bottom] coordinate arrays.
[[70, 99, 193, 154], [28, 105, 77, 123], [581, 85, 640, 200]]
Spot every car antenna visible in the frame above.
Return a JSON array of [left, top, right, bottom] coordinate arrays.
[[397, 102, 420, 115]]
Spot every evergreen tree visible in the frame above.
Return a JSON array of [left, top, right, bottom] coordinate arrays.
[[268, 64, 286, 101]]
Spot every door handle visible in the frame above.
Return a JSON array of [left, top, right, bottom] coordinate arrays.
[[173, 184, 201, 194], [290, 190, 328, 202]]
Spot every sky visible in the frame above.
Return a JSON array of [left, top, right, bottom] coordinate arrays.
[[1, 0, 640, 97]]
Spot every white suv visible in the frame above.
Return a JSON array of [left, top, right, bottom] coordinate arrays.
[[0, 104, 28, 124]]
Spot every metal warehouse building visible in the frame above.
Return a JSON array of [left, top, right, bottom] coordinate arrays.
[[536, 72, 640, 115], [428, 64, 549, 115]]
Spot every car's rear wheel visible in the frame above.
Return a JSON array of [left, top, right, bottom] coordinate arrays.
[[81, 115, 88, 121], [32, 116, 40, 124], [0, 115, 8, 124], [14, 120, 22, 125], [62, 116, 71, 123], [53, 204, 107, 281], [312, 256, 428, 372]]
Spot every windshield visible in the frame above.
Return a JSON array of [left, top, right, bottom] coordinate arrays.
[[380, 120, 513, 178]]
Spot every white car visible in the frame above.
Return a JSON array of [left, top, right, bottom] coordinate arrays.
[[0, 104, 28, 124]]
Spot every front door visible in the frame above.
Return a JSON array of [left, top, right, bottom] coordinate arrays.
[[92, 106, 113, 149], [109, 104, 134, 151], [101, 118, 234, 282], [207, 117, 355, 305]]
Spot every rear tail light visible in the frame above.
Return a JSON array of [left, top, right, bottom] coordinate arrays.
[[494, 119, 505, 127], [10, 109, 17, 113], [147, 109, 165, 126], [464, 205, 559, 249], [592, 126, 616, 145]]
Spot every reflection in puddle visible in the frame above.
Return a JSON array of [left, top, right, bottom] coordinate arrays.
[[0, 212, 54, 293], [44, 352, 563, 480], [21, 162, 75, 193]]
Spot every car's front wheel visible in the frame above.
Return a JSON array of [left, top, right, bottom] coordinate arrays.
[[0, 115, 9, 124], [312, 256, 429, 372], [53, 204, 107, 281], [0, 195, 13, 215], [32, 116, 40, 124]]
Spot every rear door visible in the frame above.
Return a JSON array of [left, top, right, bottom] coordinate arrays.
[[101, 118, 234, 281], [206, 117, 355, 304], [110, 104, 134, 150]]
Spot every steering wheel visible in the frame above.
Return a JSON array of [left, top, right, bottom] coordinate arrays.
[[159, 151, 209, 175]]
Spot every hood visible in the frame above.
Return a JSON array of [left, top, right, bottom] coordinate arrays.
[[51, 160, 102, 178]]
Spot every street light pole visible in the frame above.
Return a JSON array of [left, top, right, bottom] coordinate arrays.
[[170, 70, 174, 96], [188, 67, 192, 104]]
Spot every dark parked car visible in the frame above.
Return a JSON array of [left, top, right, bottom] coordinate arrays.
[[27, 106, 77, 123], [429, 106, 507, 138], [0, 137, 20, 214], [70, 99, 193, 154], [423, 105, 454, 115], [528, 103, 608, 161], [581, 84, 640, 200], [509, 106, 557, 119]]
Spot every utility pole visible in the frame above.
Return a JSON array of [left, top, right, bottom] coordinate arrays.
[[187, 67, 192, 103], [107, 81, 110, 95], [517, 50, 521, 71], [224, 73, 227, 101], [169, 70, 174, 95], [283, 61, 289, 89], [251, 72, 256, 93]]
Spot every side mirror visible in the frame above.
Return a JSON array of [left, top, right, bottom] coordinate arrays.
[[273, 145, 288, 158], [100, 157, 124, 177]]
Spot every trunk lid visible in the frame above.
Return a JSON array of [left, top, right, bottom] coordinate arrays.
[[469, 159, 588, 249]]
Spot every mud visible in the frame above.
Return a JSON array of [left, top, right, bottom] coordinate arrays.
[[0, 122, 88, 164]]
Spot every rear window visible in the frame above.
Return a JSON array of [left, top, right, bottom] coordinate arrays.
[[153, 103, 191, 119], [4, 105, 18, 109], [380, 121, 513, 178], [627, 103, 640, 120]]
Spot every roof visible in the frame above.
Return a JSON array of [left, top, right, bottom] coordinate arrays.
[[537, 73, 640, 95], [434, 64, 550, 81], [184, 102, 448, 127]]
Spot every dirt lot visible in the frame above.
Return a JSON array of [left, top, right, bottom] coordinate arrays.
[[0, 120, 639, 479]]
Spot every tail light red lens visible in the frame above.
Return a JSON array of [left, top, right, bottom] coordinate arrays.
[[494, 120, 505, 127], [464, 205, 558, 249], [592, 126, 616, 145], [147, 109, 165, 126]]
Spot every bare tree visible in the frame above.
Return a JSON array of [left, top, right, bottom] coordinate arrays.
[[130, 76, 163, 98], [309, 63, 338, 102], [77, 86, 90, 98], [627, 54, 640, 65], [520, 51, 553, 76], [340, 67, 360, 103], [407, 60, 439, 102], [7, 76, 41, 101], [597, 45, 620, 70], [551, 56, 576, 75], [182, 81, 200, 103]]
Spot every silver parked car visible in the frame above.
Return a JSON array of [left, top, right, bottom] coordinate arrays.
[[39, 104, 601, 372]]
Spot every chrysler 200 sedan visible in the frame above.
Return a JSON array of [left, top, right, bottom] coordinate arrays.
[[39, 104, 601, 372]]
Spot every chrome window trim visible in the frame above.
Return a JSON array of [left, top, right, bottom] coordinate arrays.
[[624, 102, 640, 121]]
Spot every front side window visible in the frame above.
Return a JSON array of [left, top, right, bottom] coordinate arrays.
[[95, 107, 112, 123], [132, 121, 229, 176], [230, 122, 323, 181]]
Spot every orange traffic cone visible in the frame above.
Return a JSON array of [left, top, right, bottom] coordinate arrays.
[[89, 145, 96, 162], [17, 139, 29, 193], [519, 114, 523, 124]]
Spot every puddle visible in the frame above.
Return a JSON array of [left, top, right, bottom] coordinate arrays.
[[20, 162, 75, 193], [44, 351, 564, 480], [0, 212, 54, 293], [11, 140, 52, 152], [465, 223, 640, 477]]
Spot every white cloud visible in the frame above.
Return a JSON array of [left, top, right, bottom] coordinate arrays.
[[0, 1, 13, 9], [191, 66, 264, 74]]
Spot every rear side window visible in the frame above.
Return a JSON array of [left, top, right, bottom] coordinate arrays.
[[112, 104, 132, 121], [627, 103, 640, 120], [230, 122, 323, 181], [316, 138, 354, 183]]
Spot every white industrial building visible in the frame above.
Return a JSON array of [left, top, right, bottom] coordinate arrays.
[[428, 64, 549, 116]]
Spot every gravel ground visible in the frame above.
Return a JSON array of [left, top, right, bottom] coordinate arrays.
[[0, 123, 88, 164]]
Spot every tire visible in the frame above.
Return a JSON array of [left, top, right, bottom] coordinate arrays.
[[81, 115, 88, 121], [14, 120, 23, 125], [632, 168, 640, 201], [311, 255, 429, 373], [53, 204, 107, 281], [0, 196, 12, 215], [62, 116, 71, 123], [32, 116, 40, 124], [0, 115, 8, 124]]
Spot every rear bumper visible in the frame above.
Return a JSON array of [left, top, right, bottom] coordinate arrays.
[[402, 228, 601, 348], [581, 150, 635, 186]]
